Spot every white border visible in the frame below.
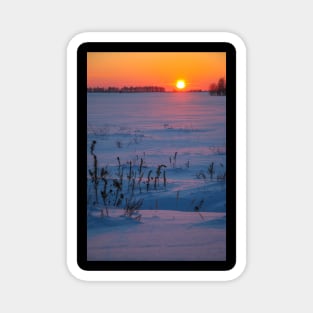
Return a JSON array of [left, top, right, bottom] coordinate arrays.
[[67, 32, 246, 281]]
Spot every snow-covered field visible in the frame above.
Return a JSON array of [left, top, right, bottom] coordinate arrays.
[[87, 92, 226, 261]]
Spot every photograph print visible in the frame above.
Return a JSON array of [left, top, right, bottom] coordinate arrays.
[[82, 45, 235, 269]]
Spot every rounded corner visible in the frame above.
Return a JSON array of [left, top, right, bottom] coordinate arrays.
[[222, 32, 247, 54], [66, 259, 90, 282], [224, 258, 247, 282], [67, 32, 91, 54]]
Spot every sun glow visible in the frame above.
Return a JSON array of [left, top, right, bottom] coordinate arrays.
[[176, 80, 186, 89]]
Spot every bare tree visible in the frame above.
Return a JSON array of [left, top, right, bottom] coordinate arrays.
[[209, 78, 226, 96], [217, 78, 226, 95]]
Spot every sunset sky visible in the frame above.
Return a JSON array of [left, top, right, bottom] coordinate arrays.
[[87, 52, 226, 91]]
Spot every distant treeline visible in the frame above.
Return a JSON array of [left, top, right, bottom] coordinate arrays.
[[209, 78, 226, 96], [88, 86, 166, 93], [187, 89, 204, 93]]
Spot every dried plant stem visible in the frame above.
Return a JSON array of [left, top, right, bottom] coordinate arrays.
[[163, 171, 167, 187], [147, 170, 152, 191]]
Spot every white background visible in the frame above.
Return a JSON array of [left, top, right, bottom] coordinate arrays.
[[0, 0, 312, 312]]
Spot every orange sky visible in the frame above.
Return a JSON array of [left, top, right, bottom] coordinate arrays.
[[87, 52, 226, 91]]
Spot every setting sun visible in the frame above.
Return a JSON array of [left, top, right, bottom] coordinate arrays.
[[176, 80, 186, 89]]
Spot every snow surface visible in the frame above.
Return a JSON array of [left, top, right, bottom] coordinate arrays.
[[87, 92, 227, 261], [88, 210, 226, 261]]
